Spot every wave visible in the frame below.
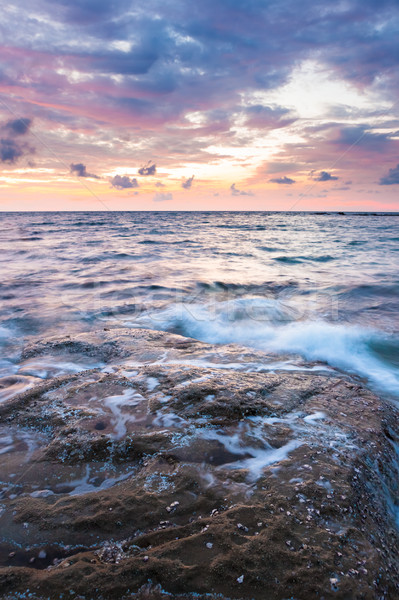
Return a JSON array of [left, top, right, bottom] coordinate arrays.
[[139, 239, 162, 245], [131, 298, 399, 398], [257, 246, 280, 252], [81, 252, 138, 263], [214, 224, 267, 230], [274, 256, 303, 264], [274, 255, 335, 264]]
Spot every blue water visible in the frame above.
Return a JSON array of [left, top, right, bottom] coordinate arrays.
[[0, 211, 398, 399]]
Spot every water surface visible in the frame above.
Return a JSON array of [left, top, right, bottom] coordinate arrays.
[[1, 211, 398, 399]]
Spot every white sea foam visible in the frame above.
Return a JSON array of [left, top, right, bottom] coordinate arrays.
[[199, 422, 302, 481], [146, 376, 160, 391], [104, 388, 145, 439], [60, 464, 136, 496], [0, 376, 39, 403], [0, 428, 46, 461], [304, 411, 326, 423], [133, 298, 399, 397], [18, 358, 103, 379]]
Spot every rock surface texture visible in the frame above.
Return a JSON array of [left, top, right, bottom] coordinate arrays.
[[0, 328, 398, 599]]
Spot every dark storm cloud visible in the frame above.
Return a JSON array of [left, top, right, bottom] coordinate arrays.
[[270, 176, 295, 184], [312, 171, 339, 182], [379, 164, 399, 185], [111, 174, 139, 189], [230, 183, 254, 196], [138, 162, 156, 176], [70, 163, 100, 179], [182, 175, 194, 189]]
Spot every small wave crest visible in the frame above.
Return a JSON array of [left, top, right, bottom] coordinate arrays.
[[274, 255, 335, 264]]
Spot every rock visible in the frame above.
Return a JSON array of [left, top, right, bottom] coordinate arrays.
[[30, 489, 54, 498], [0, 328, 398, 600]]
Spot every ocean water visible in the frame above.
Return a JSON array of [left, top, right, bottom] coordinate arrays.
[[0, 211, 398, 400]]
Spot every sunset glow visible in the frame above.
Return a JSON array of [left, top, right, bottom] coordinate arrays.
[[0, 1, 399, 211]]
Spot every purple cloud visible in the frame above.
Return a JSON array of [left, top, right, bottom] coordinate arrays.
[[230, 183, 254, 196], [312, 171, 339, 182], [270, 176, 296, 185], [0, 138, 25, 163], [0, 117, 34, 163], [245, 105, 295, 130], [138, 162, 157, 176], [153, 192, 173, 202], [70, 163, 100, 179], [0, 0, 398, 195], [111, 175, 139, 189], [379, 164, 399, 185], [5, 118, 32, 136], [182, 175, 194, 189]]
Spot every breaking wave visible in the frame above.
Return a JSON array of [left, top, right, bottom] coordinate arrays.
[[132, 297, 399, 398]]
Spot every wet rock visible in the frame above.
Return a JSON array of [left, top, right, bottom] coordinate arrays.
[[0, 328, 398, 599], [30, 489, 54, 498]]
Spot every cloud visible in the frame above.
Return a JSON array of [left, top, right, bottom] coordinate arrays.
[[331, 126, 395, 153], [264, 162, 302, 174], [379, 164, 399, 185], [0, 117, 34, 164], [138, 161, 156, 176], [312, 171, 339, 182], [153, 192, 173, 202], [70, 163, 100, 179], [230, 183, 254, 196], [111, 174, 139, 189], [2, 0, 399, 198], [5, 118, 32, 136], [155, 181, 165, 187], [269, 176, 296, 185], [245, 105, 295, 130], [182, 175, 194, 189], [0, 138, 25, 163]]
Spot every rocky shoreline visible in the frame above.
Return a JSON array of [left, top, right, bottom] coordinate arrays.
[[0, 328, 398, 599]]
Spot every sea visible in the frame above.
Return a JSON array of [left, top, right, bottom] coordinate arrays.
[[0, 211, 398, 402]]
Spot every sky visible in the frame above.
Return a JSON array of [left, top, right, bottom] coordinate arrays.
[[0, 0, 399, 211]]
